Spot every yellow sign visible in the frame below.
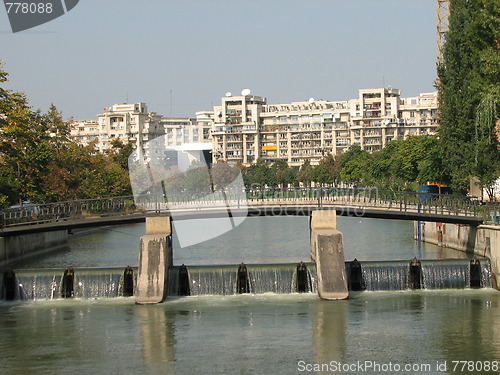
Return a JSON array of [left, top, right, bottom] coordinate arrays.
[[262, 145, 278, 151]]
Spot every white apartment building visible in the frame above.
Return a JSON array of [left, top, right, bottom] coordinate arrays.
[[161, 116, 212, 147], [71, 119, 99, 146], [71, 88, 438, 168], [71, 104, 213, 154], [210, 88, 438, 166], [71, 103, 164, 152]]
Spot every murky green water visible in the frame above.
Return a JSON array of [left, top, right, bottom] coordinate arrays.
[[2, 217, 498, 374], [17, 216, 467, 268], [1, 291, 499, 375]]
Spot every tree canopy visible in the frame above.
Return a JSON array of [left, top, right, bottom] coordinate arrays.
[[0, 62, 132, 207], [438, 0, 500, 193]]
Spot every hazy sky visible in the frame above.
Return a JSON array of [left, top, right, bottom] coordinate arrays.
[[1, 0, 437, 120]]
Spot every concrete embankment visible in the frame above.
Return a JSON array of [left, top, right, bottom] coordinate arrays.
[[0, 230, 68, 267], [415, 221, 500, 289]]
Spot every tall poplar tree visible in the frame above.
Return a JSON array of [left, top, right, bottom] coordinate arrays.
[[438, 0, 500, 193]]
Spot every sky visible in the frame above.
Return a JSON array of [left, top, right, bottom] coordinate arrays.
[[0, 0, 438, 120]]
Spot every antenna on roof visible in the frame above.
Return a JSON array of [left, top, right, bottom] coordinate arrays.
[[241, 88, 251, 96], [309, 97, 315, 103], [225, 92, 232, 97]]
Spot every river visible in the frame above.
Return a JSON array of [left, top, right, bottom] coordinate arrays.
[[1, 216, 499, 374]]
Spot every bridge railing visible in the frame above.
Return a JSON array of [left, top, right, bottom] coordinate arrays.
[[1, 188, 498, 228], [244, 187, 495, 219], [0, 196, 138, 228]]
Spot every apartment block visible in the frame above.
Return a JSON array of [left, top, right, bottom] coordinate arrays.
[[71, 104, 213, 155], [211, 88, 438, 166], [71, 88, 438, 168], [70, 103, 164, 152]]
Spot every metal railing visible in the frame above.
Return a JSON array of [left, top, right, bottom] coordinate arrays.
[[1, 188, 498, 229], [245, 187, 491, 216], [0, 196, 138, 228]]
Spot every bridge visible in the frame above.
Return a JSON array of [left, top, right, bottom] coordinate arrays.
[[2, 187, 499, 289], [0, 187, 492, 236]]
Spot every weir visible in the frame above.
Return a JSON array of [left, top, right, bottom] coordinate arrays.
[[9, 267, 136, 300], [1, 258, 493, 301]]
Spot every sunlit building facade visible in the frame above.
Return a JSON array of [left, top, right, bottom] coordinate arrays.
[[71, 88, 438, 167], [210, 88, 438, 166]]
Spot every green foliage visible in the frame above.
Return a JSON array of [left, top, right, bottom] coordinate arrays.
[[296, 160, 313, 187], [109, 139, 134, 171], [438, 0, 500, 192], [243, 158, 275, 188], [211, 161, 240, 190], [184, 161, 211, 193], [271, 159, 290, 187], [473, 93, 500, 200], [311, 153, 339, 186], [0, 62, 133, 205], [338, 146, 369, 185]]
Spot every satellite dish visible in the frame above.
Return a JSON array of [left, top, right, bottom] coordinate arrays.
[[241, 88, 251, 96], [309, 97, 315, 103], [225, 92, 232, 97]]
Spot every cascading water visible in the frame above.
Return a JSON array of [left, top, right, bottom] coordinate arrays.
[[420, 259, 470, 289], [480, 261, 493, 288], [12, 267, 137, 300], [167, 263, 317, 296], [361, 261, 410, 291], [73, 268, 127, 298], [16, 269, 65, 300], [247, 263, 316, 294], [182, 265, 239, 296], [1, 258, 494, 300], [420, 259, 493, 289]]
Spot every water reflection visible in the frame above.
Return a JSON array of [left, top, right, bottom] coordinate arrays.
[[137, 304, 176, 374], [0, 291, 500, 374], [311, 299, 347, 365]]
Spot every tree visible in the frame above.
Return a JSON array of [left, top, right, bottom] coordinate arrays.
[[109, 139, 134, 171], [271, 159, 289, 187], [438, 0, 500, 192], [296, 160, 313, 187], [0, 62, 134, 204], [184, 161, 211, 193], [211, 161, 240, 190], [416, 136, 450, 188], [0, 83, 53, 204], [312, 153, 339, 186], [338, 146, 370, 186], [244, 158, 274, 188], [472, 93, 500, 200]]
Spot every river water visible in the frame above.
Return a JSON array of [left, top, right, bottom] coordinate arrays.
[[1, 217, 500, 374]]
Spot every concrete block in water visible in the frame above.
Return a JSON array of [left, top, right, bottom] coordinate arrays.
[[311, 210, 348, 300], [136, 217, 172, 304], [145, 216, 171, 235]]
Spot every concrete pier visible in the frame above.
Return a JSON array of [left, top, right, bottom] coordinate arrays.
[[136, 216, 172, 304], [310, 210, 348, 300]]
